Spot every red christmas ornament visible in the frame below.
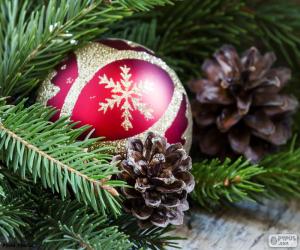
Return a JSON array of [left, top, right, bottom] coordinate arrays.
[[37, 39, 192, 152]]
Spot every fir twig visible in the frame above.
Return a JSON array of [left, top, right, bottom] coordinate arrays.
[[116, 216, 181, 250], [0, 0, 128, 97], [0, 196, 32, 244], [192, 141, 300, 208], [257, 139, 300, 199], [247, 0, 300, 69], [191, 158, 266, 207], [34, 199, 131, 250], [0, 98, 123, 216], [118, 0, 174, 11], [0, 170, 33, 244]]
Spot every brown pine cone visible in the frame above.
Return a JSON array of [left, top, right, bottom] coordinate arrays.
[[190, 45, 298, 162], [113, 132, 194, 228]]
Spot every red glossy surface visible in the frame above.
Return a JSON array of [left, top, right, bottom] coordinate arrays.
[[72, 59, 174, 139], [45, 39, 189, 146]]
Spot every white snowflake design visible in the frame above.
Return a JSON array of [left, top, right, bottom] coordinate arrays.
[[98, 65, 154, 130]]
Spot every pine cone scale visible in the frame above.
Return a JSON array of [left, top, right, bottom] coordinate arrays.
[[192, 102, 217, 127], [195, 82, 234, 104], [236, 93, 252, 114], [122, 187, 141, 198], [252, 121, 290, 145], [244, 112, 275, 135], [156, 180, 185, 193], [144, 192, 161, 207], [131, 202, 153, 220], [228, 128, 250, 153], [175, 172, 195, 192], [263, 96, 298, 116], [202, 59, 224, 82], [217, 109, 242, 132], [214, 45, 242, 79], [199, 128, 224, 155]]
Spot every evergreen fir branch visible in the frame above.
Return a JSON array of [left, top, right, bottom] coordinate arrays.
[[0, 173, 5, 198], [118, 0, 174, 11], [191, 158, 266, 207], [247, 0, 300, 69], [109, 0, 255, 80], [34, 199, 131, 250], [256, 142, 300, 199], [191, 140, 300, 208], [0, 169, 181, 250], [0, 0, 158, 99], [0, 99, 124, 216], [0, 171, 33, 244], [116, 216, 181, 250], [0, 195, 32, 244]]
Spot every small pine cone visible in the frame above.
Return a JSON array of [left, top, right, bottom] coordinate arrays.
[[113, 132, 195, 228], [190, 45, 298, 162]]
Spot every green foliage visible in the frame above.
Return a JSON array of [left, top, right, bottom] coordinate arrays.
[[34, 197, 182, 250], [0, 174, 5, 198], [192, 139, 300, 208], [247, 0, 300, 68], [0, 195, 31, 243], [118, 0, 174, 11], [0, 168, 182, 249], [0, 0, 130, 98], [191, 158, 266, 207], [0, 170, 32, 243], [0, 99, 124, 216], [257, 140, 300, 199], [109, 0, 255, 79], [0, 0, 172, 100], [116, 216, 181, 250], [34, 199, 131, 250]]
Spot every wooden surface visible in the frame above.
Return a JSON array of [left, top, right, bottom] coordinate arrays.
[[171, 200, 300, 250]]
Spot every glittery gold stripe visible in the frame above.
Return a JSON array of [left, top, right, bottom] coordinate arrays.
[[37, 71, 60, 105]]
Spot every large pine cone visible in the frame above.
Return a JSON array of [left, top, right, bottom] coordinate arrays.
[[190, 45, 298, 162], [113, 132, 194, 228]]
